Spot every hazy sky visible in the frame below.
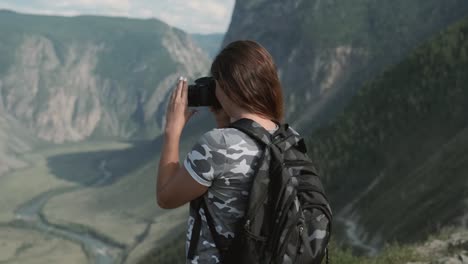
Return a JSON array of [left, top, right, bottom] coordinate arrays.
[[0, 0, 236, 34]]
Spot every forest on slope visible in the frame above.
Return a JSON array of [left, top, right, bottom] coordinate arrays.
[[307, 15, 468, 250]]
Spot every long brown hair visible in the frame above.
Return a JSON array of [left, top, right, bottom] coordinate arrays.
[[210, 40, 284, 123]]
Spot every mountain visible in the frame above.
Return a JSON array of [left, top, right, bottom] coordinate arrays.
[[0, 10, 209, 145], [191, 33, 224, 59], [222, 0, 468, 133], [307, 15, 468, 251]]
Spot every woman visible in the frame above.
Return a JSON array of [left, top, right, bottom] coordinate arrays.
[[157, 40, 285, 263]]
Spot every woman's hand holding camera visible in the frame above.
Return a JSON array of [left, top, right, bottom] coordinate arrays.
[[164, 75, 230, 135], [164, 76, 198, 138]]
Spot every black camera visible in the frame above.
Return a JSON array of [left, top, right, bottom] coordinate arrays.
[[188, 77, 222, 109]]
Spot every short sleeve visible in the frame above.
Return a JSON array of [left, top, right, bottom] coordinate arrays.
[[183, 129, 227, 187]]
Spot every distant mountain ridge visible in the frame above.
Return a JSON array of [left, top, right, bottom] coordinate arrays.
[[0, 10, 209, 144]]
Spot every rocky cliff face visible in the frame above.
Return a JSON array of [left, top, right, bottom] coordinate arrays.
[[223, 0, 468, 131], [0, 10, 209, 144]]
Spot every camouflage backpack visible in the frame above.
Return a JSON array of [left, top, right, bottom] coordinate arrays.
[[188, 118, 332, 264]]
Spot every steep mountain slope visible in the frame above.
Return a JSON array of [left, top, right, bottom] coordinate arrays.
[[222, 0, 468, 132], [0, 10, 209, 144], [307, 16, 468, 250], [0, 111, 40, 176]]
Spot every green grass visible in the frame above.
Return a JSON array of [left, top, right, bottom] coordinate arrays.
[[328, 241, 427, 264]]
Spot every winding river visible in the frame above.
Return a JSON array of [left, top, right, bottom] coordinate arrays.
[[333, 172, 386, 256], [11, 160, 126, 264]]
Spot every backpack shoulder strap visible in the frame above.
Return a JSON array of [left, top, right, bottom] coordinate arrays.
[[229, 118, 305, 153], [228, 118, 275, 146], [187, 197, 203, 260], [187, 196, 231, 262]]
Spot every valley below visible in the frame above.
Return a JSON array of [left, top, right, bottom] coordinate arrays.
[[0, 140, 188, 264]]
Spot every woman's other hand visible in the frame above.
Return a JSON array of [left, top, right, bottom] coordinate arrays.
[[209, 106, 231, 128], [164, 76, 198, 137]]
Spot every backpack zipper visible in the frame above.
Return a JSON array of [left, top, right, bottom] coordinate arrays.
[[243, 219, 267, 242], [293, 224, 305, 263], [277, 221, 303, 260]]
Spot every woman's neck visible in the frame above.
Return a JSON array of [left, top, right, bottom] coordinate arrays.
[[230, 112, 278, 130]]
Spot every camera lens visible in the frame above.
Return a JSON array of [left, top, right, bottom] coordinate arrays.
[[187, 77, 221, 108]]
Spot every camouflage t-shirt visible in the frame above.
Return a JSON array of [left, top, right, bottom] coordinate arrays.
[[183, 124, 279, 264]]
